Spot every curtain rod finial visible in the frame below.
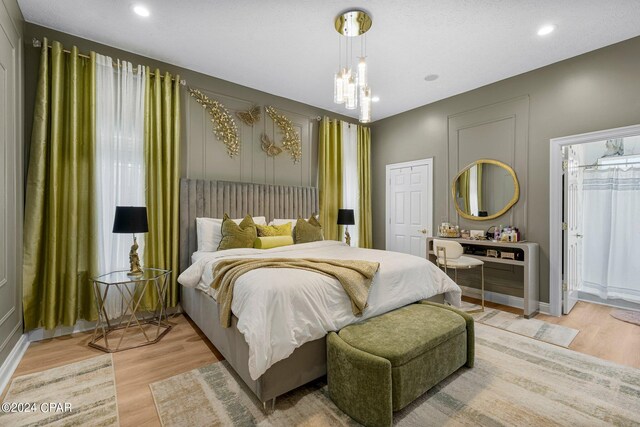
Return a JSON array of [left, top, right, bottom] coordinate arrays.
[[32, 38, 41, 48]]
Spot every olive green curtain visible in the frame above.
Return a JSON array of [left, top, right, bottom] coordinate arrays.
[[357, 126, 373, 248], [476, 163, 483, 212], [459, 170, 471, 213], [23, 40, 98, 331], [141, 68, 181, 310], [318, 117, 342, 241]]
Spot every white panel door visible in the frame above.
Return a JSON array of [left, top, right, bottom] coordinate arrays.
[[386, 159, 433, 257], [563, 146, 583, 314]]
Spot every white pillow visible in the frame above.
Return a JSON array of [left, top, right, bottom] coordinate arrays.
[[196, 216, 266, 252]]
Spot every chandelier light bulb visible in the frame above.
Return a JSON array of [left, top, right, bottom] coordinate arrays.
[[359, 86, 372, 123], [358, 57, 367, 88], [345, 75, 357, 110], [334, 72, 345, 104]]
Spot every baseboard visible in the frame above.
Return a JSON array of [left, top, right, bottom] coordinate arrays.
[[27, 319, 97, 342], [0, 334, 29, 395], [461, 286, 552, 315], [538, 302, 552, 315], [27, 305, 184, 342], [578, 292, 640, 312], [461, 286, 524, 309]]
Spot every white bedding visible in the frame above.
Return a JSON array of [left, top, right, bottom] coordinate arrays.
[[178, 240, 462, 380]]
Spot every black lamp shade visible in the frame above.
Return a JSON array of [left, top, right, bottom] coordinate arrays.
[[337, 209, 355, 226], [112, 206, 149, 234]]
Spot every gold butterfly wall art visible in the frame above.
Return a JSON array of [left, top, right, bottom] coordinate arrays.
[[236, 105, 261, 126], [261, 133, 283, 157]]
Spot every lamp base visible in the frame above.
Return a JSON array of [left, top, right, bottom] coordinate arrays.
[[128, 235, 144, 277], [344, 229, 351, 246]]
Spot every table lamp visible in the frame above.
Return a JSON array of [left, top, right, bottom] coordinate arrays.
[[113, 206, 149, 277], [337, 209, 355, 246]]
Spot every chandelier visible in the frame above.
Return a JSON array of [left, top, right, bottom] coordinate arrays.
[[333, 10, 373, 123]]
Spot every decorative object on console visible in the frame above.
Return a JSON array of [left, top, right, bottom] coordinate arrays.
[[236, 105, 261, 126], [113, 206, 149, 277], [438, 222, 461, 238], [265, 106, 302, 163], [260, 133, 283, 157], [332, 9, 373, 123], [501, 252, 516, 260], [470, 230, 485, 239], [188, 88, 240, 158], [337, 209, 355, 246]]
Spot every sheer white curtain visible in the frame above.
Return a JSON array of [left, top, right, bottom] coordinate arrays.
[[582, 167, 640, 303], [341, 122, 359, 247], [95, 54, 146, 317]]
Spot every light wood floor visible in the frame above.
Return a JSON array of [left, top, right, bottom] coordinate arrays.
[[4, 300, 640, 426], [464, 296, 640, 369], [3, 315, 222, 427]]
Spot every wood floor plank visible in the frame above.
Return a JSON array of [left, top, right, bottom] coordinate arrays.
[[4, 301, 639, 426]]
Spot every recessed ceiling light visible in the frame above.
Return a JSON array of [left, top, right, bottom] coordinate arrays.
[[537, 24, 555, 36], [424, 74, 439, 82], [371, 96, 380, 103], [133, 5, 150, 17]]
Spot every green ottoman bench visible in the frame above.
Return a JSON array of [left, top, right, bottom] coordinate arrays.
[[327, 301, 474, 427]]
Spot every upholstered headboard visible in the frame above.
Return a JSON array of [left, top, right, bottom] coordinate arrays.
[[179, 179, 319, 272]]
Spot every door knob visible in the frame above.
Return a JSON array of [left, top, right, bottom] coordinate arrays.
[[574, 234, 583, 238], [419, 228, 428, 234]]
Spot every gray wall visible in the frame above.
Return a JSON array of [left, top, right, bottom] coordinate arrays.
[[23, 23, 357, 188], [0, 0, 23, 375], [372, 36, 640, 304]]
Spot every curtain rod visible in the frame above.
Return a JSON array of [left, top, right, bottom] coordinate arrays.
[[32, 38, 186, 86], [578, 161, 640, 169]]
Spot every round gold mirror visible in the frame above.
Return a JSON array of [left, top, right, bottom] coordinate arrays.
[[452, 159, 519, 221]]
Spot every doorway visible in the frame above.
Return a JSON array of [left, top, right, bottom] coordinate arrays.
[[550, 124, 640, 316], [385, 158, 433, 257]]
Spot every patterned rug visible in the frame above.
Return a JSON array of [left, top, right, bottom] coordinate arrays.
[[150, 324, 640, 426], [461, 303, 579, 347], [0, 354, 119, 426], [611, 309, 640, 326]]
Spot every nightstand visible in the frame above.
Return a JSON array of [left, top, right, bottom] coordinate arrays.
[[89, 268, 172, 352]]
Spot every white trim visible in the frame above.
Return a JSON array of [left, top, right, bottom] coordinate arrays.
[[578, 292, 640, 312], [385, 158, 434, 251], [549, 123, 640, 317], [462, 285, 552, 315], [538, 302, 552, 315], [461, 286, 524, 309], [0, 334, 29, 395], [27, 319, 97, 342], [27, 305, 184, 342]]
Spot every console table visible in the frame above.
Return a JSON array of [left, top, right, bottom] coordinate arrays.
[[427, 237, 539, 317]]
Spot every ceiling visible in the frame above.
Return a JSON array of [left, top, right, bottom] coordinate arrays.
[[18, 0, 640, 121]]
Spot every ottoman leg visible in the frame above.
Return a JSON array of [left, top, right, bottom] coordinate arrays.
[[327, 332, 393, 427]]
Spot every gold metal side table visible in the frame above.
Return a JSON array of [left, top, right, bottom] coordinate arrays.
[[90, 268, 172, 352]]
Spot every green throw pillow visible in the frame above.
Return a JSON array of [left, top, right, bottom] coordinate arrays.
[[295, 216, 324, 244], [218, 214, 257, 250], [254, 236, 294, 249], [256, 222, 292, 237]]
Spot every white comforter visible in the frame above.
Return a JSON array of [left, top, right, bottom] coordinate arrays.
[[178, 241, 461, 380]]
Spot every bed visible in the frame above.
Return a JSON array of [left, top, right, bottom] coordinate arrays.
[[178, 179, 462, 406]]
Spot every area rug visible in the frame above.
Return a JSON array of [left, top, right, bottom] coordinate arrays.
[[461, 303, 579, 347], [0, 354, 119, 427], [150, 324, 640, 426], [611, 309, 640, 326]]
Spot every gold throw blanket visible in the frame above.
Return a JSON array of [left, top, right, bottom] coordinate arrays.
[[211, 258, 380, 328]]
